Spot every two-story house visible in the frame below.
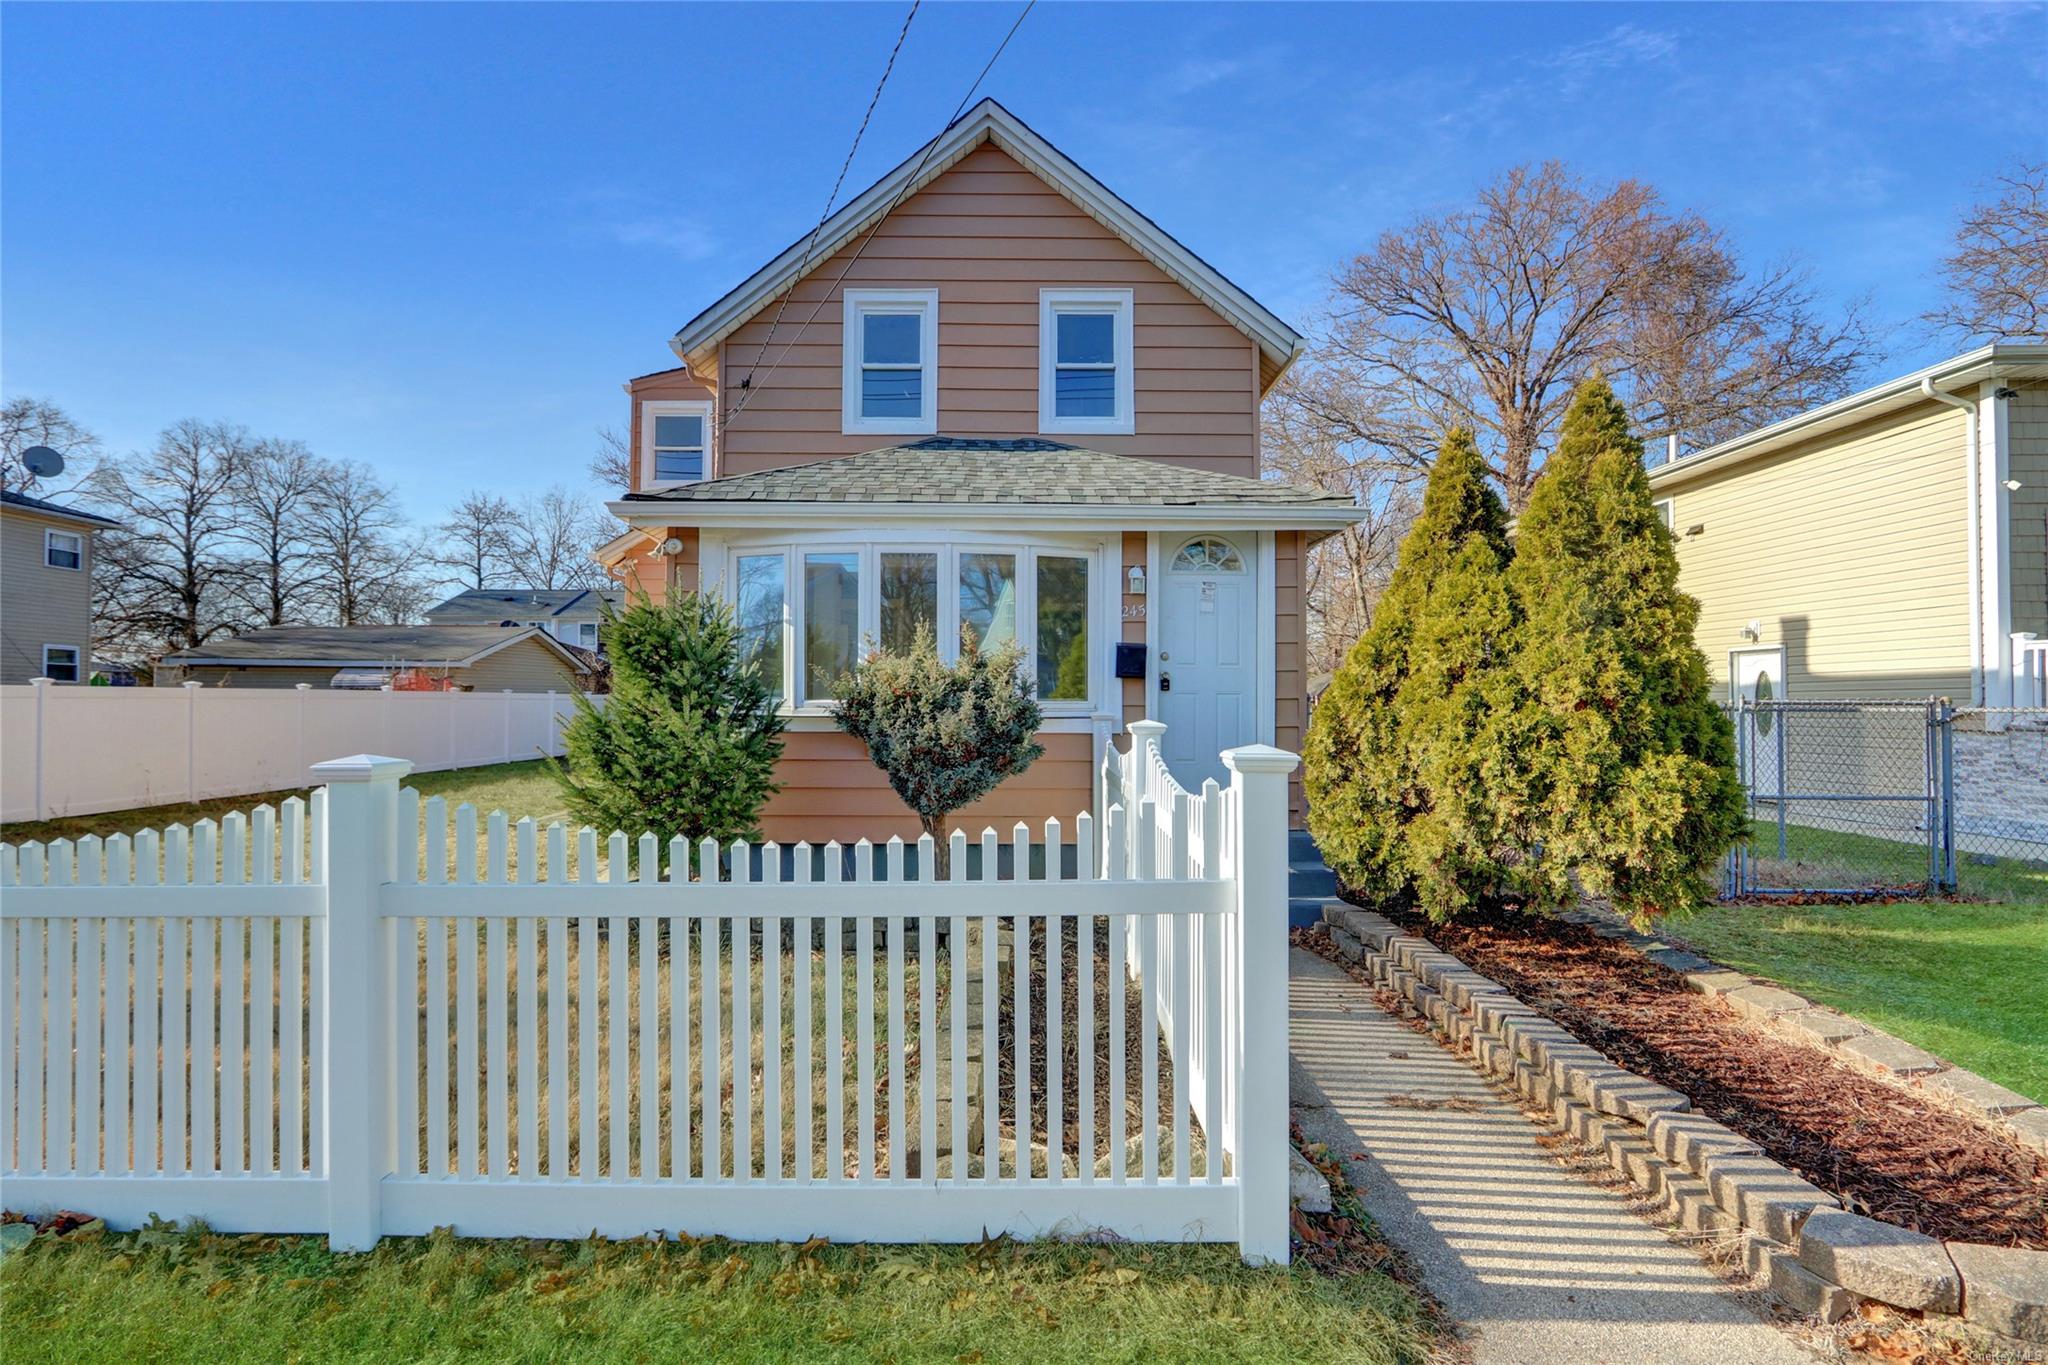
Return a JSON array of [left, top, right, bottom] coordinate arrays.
[[597, 101, 1362, 843], [1, 488, 122, 685]]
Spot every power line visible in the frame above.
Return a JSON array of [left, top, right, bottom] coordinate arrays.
[[725, 0, 1036, 427], [738, 0, 922, 404]]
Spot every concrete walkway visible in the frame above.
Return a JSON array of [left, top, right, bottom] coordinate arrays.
[[1290, 948, 1819, 1365]]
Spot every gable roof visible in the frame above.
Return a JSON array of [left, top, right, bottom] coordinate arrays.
[[1649, 342, 2048, 492], [671, 99, 1306, 391], [160, 624, 588, 671], [1, 487, 122, 531], [424, 587, 621, 623], [614, 436, 1360, 531]]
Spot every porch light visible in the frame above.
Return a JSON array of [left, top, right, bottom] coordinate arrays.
[[1127, 564, 1147, 596]]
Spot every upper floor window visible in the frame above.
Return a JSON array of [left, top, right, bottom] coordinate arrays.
[[1039, 288, 1134, 436], [642, 401, 712, 489], [45, 529, 84, 571], [42, 644, 81, 682], [842, 288, 939, 435]]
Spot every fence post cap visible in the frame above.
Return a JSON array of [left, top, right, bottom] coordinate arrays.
[[1221, 744, 1299, 776], [295, 683, 313, 691], [310, 754, 415, 783], [181, 680, 204, 690], [30, 675, 52, 687], [1128, 718, 1168, 739]]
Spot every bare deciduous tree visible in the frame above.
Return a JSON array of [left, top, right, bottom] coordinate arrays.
[[589, 426, 633, 491], [305, 460, 417, 625], [502, 486, 613, 590], [3, 397, 102, 494], [1925, 160, 2048, 344], [90, 420, 251, 655], [431, 492, 516, 589], [226, 437, 328, 625], [1291, 162, 1877, 510]]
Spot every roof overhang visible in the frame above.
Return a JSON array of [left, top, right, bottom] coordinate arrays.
[[607, 498, 1364, 534], [669, 99, 1306, 392], [1, 501, 122, 531], [1650, 343, 2048, 492]]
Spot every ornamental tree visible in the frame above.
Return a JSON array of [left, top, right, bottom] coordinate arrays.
[[1491, 378, 1744, 921], [551, 591, 786, 855], [834, 623, 1044, 877], [1304, 428, 1516, 913]]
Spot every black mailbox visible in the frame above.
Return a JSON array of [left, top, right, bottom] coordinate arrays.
[[1113, 643, 1146, 679]]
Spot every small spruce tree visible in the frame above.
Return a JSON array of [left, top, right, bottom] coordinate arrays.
[[1305, 429, 1515, 911], [1495, 379, 1744, 921], [834, 623, 1044, 876], [551, 591, 786, 853]]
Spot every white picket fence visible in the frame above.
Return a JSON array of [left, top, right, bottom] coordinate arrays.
[[0, 724, 1299, 1261], [1, 681, 590, 822]]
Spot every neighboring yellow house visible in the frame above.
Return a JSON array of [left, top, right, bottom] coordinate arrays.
[[154, 624, 593, 692], [1650, 344, 2048, 710], [0, 488, 121, 685]]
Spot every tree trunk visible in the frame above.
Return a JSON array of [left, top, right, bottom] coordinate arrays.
[[924, 814, 950, 880]]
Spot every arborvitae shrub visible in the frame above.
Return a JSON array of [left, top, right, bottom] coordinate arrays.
[[1494, 379, 1744, 920], [551, 591, 786, 853]]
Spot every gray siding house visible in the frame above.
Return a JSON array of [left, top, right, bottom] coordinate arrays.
[[0, 488, 121, 685]]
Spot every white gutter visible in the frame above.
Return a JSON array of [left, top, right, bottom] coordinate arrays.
[[1921, 377, 1982, 704]]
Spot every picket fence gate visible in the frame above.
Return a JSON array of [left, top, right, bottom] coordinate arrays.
[[0, 723, 1299, 1262]]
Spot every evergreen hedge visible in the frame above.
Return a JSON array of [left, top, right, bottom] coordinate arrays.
[[1306, 382, 1742, 923]]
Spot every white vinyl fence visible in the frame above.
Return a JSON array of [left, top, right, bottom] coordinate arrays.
[[0, 724, 1299, 1262], [1, 681, 590, 822]]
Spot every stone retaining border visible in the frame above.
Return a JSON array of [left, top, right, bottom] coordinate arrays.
[[1316, 903, 2048, 1350], [1553, 907, 2048, 1158]]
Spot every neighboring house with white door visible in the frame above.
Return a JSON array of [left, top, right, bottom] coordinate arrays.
[[1650, 344, 2048, 710], [0, 488, 121, 685], [595, 100, 1363, 843]]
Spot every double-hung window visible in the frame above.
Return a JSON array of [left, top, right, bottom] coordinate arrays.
[[42, 645, 81, 683], [641, 400, 712, 489], [45, 529, 84, 570], [722, 540, 1097, 713], [1039, 288, 1134, 436], [842, 289, 938, 435]]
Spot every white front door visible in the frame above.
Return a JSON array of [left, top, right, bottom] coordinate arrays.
[[1157, 534, 1257, 791], [1729, 646, 1786, 799]]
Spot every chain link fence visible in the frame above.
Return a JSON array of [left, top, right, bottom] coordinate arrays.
[[1724, 700, 2048, 901]]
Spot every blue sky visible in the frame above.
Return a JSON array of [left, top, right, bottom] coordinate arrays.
[[4, 1, 2043, 524]]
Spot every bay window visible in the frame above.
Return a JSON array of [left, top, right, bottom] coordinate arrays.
[[719, 539, 1101, 713]]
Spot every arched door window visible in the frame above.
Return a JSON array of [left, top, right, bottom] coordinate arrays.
[[1170, 536, 1245, 573]]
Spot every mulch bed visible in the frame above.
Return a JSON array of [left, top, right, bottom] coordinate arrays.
[[1364, 907, 2048, 1249]]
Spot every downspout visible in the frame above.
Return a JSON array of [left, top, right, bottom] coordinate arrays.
[[1920, 378, 1981, 704]]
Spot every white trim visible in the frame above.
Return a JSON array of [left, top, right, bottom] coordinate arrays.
[[640, 399, 714, 491], [841, 288, 939, 436], [1652, 497, 1675, 533], [41, 643, 81, 682], [669, 101, 1304, 384], [1038, 288, 1134, 436], [1257, 532, 1276, 747], [611, 499, 1366, 534], [1981, 381, 2014, 705], [43, 527, 84, 571]]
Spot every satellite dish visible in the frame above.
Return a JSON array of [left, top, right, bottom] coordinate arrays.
[[21, 446, 65, 479]]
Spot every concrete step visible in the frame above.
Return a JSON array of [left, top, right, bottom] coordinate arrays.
[[1289, 862, 1338, 898]]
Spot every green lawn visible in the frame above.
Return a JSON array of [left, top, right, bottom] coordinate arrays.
[[0, 1219, 1433, 1364], [1669, 899, 2048, 1104], [1738, 818, 2048, 903]]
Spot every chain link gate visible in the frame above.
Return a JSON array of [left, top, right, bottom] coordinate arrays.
[[1724, 700, 2048, 899]]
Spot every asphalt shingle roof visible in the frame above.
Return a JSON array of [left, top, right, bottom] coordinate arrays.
[[424, 588, 619, 623], [622, 438, 1351, 508], [162, 625, 561, 666]]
